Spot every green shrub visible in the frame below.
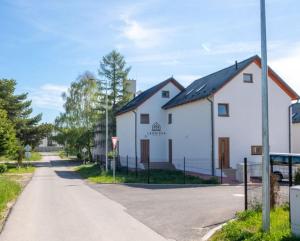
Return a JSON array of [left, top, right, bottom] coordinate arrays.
[[295, 169, 300, 185], [0, 164, 8, 173], [77, 153, 82, 160], [58, 151, 66, 159]]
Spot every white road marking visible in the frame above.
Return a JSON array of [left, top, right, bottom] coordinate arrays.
[[233, 194, 244, 197]]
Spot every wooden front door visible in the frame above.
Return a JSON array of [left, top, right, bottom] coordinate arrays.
[[140, 139, 150, 163], [218, 137, 230, 168], [168, 139, 173, 163]]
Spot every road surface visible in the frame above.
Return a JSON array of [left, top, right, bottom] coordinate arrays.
[[0, 155, 169, 241]]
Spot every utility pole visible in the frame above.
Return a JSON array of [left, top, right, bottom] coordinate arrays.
[[105, 78, 109, 172], [260, 0, 270, 232]]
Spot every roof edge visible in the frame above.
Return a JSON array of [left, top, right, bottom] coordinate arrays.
[[116, 77, 184, 116]]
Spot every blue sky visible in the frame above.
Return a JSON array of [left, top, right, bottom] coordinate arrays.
[[1, 0, 300, 123]]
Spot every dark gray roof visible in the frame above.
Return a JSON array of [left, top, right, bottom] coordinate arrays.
[[116, 77, 184, 115], [163, 55, 259, 109], [292, 103, 300, 123]]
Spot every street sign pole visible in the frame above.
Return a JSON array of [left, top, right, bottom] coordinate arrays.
[[24, 144, 32, 168], [105, 78, 109, 172], [112, 137, 118, 183], [260, 0, 270, 232]]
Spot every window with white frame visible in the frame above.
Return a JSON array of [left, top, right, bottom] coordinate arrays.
[[140, 114, 150, 124], [218, 103, 229, 117], [162, 90, 170, 98], [243, 73, 253, 83]]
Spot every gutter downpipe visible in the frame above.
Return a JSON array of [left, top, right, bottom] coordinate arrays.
[[207, 96, 215, 176], [289, 104, 292, 153], [133, 110, 138, 161]]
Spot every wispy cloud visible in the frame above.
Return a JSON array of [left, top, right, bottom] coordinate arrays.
[[119, 14, 164, 49], [27, 84, 68, 111], [270, 42, 300, 94], [176, 74, 201, 87]]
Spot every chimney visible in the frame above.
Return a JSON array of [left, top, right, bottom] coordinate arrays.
[[235, 61, 238, 70]]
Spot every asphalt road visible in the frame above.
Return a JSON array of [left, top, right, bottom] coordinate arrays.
[[89, 183, 244, 241], [0, 156, 169, 241]]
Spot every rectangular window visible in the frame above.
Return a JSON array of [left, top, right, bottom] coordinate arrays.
[[162, 90, 170, 98], [243, 73, 253, 83], [251, 145, 262, 155], [168, 113, 172, 124], [140, 114, 149, 124], [218, 103, 229, 117]]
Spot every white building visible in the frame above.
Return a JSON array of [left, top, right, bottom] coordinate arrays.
[[116, 55, 299, 177]]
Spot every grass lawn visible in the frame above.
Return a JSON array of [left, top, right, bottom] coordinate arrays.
[[0, 152, 42, 163], [210, 206, 300, 241], [0, 163, 35, 220], [28, 152, 42, 161], [76, 164, 219, 184], [6, 164, 35, 174], [0, 176, 21, 218]]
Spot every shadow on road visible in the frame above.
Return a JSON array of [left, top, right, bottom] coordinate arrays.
[[50, 160, 83, 167], [54, 170, 82, 180], [121, 183, 221, 190]]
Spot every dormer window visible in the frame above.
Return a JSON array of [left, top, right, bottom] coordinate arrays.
[[162, 90, 170, 98], [243, 73, 253, 83]]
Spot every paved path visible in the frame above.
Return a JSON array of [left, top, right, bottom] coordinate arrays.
[[0, 156, 168, 241], [90, 183, 244, 241]]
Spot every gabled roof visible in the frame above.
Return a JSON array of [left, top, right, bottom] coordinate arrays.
[[163, 55, 299, 109], [116, 77, 184, 115], [292, 103, 300, 123]]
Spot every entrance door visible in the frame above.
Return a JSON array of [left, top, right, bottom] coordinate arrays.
[[140, 139, 150, 163], [168, 139, 173, 163], [218, 137, 230, 168]]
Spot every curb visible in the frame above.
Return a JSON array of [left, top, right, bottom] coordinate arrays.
[[0, 172, 34, 235], [201, 219, 236, 241]]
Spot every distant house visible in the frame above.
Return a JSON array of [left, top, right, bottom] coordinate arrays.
[[292, 103, 300, 153], [116, 55, 299, 178], [92, 122, 113, 161], [37, 131, 63, 152]]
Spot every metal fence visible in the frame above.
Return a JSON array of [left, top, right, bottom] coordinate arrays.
[[94, 155, 218, 184], [244, 154, 300, 211]]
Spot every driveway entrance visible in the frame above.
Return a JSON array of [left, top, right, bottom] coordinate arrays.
[[89, 183, 244, 241]]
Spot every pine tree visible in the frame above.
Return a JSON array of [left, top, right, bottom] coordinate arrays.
[[0, 109, 18, 157], [98, 50, 132, 135], [0, 79, 51, 148]]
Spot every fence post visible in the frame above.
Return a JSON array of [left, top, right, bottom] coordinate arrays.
[[244, 157, 248, 210], [184, 157, 186, 184], [126, 155, 129, 176], [288, 155, 293, 187], [147, 156, 150, 184], [135, 155, 138, 178], [288, 155, 292, 226]]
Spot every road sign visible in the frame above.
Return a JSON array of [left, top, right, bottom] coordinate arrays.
[[112, 137, 118, 150], [25, 151, 31, 160], [82, 147, 87, 153], [24, 144, 31, 152]]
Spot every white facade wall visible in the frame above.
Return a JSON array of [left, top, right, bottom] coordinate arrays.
[[166, 99, 212, 174], [214, 62, 291, 169], [116, 112, 136, 167], [116, 82, 182, 165], [292, 123, 300, 153]]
